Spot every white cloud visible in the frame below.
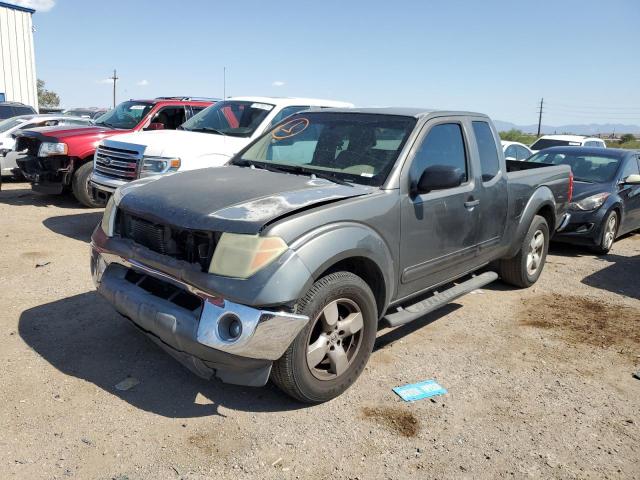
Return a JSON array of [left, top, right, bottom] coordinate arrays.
[[12, 0, 56, 12], [272, 81, 285, 87], [136, 80, 149, 87], [96, 78, 112, 84]]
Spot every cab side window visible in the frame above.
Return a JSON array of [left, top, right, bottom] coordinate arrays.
[[516, 145, 531, 160], [504, 145, 516, 160], [472, 121, 500, 181], [410, 123, 468, 184], [147, 106, 186, 130]]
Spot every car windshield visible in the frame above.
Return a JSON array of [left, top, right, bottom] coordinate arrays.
[[181, 100, 274, 137], [233, 112, 417, 186], [528, 151, 622, 183], [530, 138, 582, 150], [0, 117, 25, 133], [93, 101, 153, 129]]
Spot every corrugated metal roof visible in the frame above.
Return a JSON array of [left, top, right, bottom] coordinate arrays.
[[0, 2, 35, 14]]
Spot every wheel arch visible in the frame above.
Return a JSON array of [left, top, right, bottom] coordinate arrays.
[[292, 222, 395, 318]]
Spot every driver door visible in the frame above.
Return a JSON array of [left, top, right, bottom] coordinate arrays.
[[398, 118, 481, 299]]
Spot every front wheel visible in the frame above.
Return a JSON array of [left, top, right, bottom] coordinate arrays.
[[72, 161, 106, 208], [271, 271, 378, 403], [591, 210, 618, 255], [498, 215, 549, 288]]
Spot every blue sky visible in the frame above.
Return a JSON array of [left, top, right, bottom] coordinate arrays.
[[19, 0, 640, 126]]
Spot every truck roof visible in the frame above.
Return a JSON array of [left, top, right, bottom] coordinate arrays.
[[227, 96, 353, 108], [315, 106, 487, 118]]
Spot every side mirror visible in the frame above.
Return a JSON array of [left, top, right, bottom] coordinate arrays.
[[623, 174, 640, 185], [505, 156, 517, 162], [146, 122, 165, 131], [415, 165, 465, 194]]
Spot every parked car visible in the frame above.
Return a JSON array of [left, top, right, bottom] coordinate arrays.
[[63, 107, 109, 119], [0, 101, 36, 120], [529, 146, 640, 253], [90, 108, 572, 402], [14, 97, 213, 207], [0, 114, 92, 177], [530, 135, 606, 153], [89, 97, 353, 203], [502, 141, 532, 161]]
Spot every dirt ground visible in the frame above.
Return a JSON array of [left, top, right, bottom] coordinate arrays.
[[1, 181, 639, 480]]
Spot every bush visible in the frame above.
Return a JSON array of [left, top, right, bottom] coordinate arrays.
[[499, 129, 537, 146], [620, 133, 635, 144]]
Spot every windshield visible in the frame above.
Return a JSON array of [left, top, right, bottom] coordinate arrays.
[[528, 151, 622, 183], [233, 112, 416, 186], [531, 138, 582, 150], [181, 100, 274, 137], [0, 117, 25, 133], [93, 101, 153, 129]]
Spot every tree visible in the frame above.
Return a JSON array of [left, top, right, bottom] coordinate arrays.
[[37, 79, 60, 108], [620, 133, 635, 144]]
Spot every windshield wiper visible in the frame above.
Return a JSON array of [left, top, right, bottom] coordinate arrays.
[[305, 170, 353, 187], [189, 127, 227, 136]]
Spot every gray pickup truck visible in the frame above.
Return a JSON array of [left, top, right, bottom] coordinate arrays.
[[90, 108, 572, 403]]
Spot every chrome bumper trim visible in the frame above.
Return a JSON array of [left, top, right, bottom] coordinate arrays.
[[91, 247, 309, 361]]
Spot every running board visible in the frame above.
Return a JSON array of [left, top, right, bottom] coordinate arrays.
[[382, 271, 498, 328]]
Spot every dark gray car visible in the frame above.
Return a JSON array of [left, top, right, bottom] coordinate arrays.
[[90, 108, 572, 402]]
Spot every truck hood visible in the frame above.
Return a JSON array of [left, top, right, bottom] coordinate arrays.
[[23, 125, 122, 140], [118, 165, 374, 234], [107, 129, 247, 158]]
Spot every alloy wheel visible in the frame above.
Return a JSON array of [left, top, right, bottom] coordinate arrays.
[[306, 298, 364, 380], [526, 229, 545, 276]]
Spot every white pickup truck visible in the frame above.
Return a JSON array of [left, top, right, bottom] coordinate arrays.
[[89, 96, 352, 201]]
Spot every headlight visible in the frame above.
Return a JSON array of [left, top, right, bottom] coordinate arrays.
[[140, 156, 181, 177], [38, 142, 68, 157], [101, 195, 117, 237], [570, 192, 610, 211], [209, 233, 288, 279]]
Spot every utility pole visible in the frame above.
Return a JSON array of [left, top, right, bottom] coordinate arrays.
[[537, 97, 544, 137], [110, 69, 119, 108]]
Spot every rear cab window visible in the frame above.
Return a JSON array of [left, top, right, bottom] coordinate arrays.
[[472, 121, 500, 181]]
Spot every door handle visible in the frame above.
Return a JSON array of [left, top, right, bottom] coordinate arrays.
[[464, 199, 480, 208]]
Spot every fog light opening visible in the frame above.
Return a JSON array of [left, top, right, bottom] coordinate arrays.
[[217, 313, 243, 342]]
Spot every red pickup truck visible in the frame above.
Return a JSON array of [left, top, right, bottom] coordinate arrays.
[[15, 97, 214, 207]]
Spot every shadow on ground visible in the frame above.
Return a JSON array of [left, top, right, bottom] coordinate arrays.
[[19, 291, 305, 417], [43, 212, 102, 242], [581, 253, 640, 300], [0, 186, 86, 209], [374, 303, 462, 351], [19, 291, 459, 417]]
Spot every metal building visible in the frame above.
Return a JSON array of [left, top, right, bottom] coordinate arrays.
[[0, 1, 37, 110]]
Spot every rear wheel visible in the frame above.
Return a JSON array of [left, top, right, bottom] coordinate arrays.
[[72, 161, 105, 208], [498, 215, 549, 288], [271, 271, 377, 403], [591, 210, 618, 255]]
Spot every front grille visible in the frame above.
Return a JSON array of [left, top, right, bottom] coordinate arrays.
[[94, 145, 141, 180], [15, 136, 41, 156], [124, 269, 202, 312], [117, 212, 217, 272]]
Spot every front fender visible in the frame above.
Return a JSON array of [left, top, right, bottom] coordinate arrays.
[[506, 186, 557, 258], [290, 222, 395, 310]]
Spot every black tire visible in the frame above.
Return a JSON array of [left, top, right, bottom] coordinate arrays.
[[499, 215, 549, 288], [271, 271, 378, 403], [590, 210, 618, 255], [72, 161, 105, 208]]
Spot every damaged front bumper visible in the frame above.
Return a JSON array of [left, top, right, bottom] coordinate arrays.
[[90, 247, 308, 387], [16, 154, 71, 194]]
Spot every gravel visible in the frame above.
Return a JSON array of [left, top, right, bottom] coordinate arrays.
[[1, 181, 638, 479]]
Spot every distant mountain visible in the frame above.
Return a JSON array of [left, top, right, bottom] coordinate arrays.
[[494, 120, 640, 135]]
